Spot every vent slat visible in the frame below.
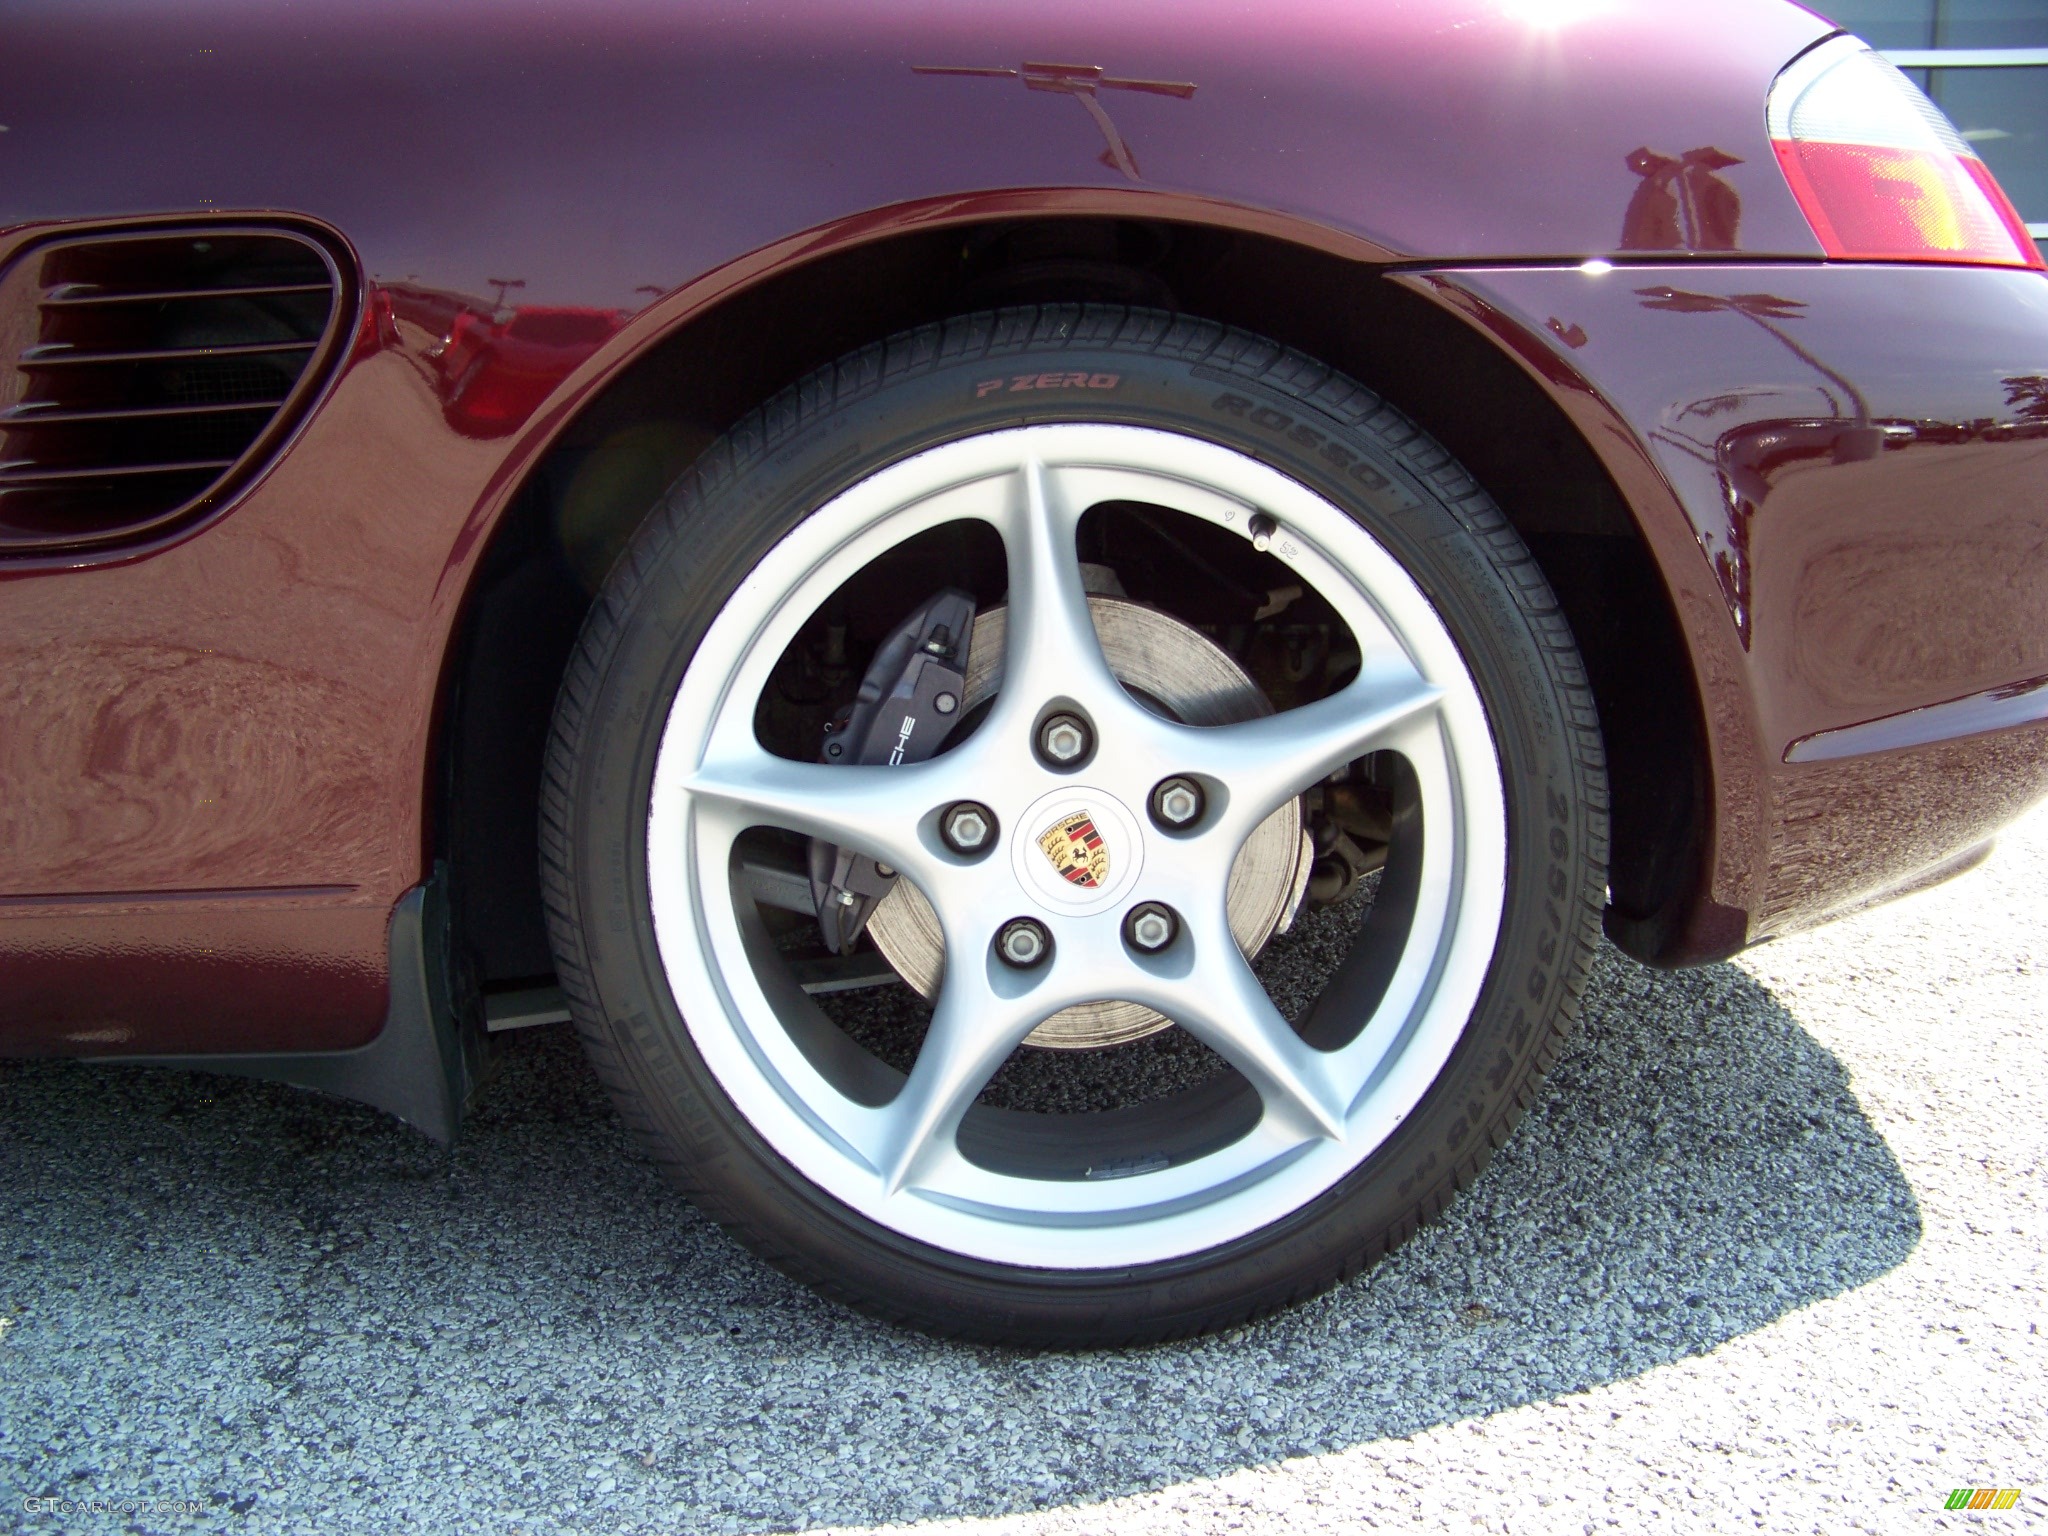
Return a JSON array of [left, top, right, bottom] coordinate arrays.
[[0, 225, 343, 552], [0, 459, 237, 487], [20, 339, 320, 368], [41, 281, 333, 309], [2, 400, 285, 427]]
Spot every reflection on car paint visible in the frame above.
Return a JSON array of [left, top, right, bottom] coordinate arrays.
[[911, 62, 1196, 183], [379, 281, 626, 440], [1622, 145, 1745, 251], [1787, 669, 2048, 763], [1635, 284, 1876, 648]]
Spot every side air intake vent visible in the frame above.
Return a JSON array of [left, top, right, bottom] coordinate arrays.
[[0, 224, 348, 554]]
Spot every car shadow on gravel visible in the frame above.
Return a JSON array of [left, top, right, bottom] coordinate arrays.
[[0, 944, 1918, 1535]]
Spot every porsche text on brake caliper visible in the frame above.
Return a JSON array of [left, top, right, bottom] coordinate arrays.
[[809, 588, 976, 952]]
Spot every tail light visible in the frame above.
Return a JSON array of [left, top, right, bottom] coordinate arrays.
[[1768, 35, 2043, 271]]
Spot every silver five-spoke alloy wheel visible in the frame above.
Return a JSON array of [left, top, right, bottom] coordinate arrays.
[[645, 424, 1507, 1269]]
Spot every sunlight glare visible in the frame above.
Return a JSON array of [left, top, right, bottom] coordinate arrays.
[[1499, 0, 1610, 28]]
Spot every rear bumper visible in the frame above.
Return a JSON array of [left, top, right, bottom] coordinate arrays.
[[1413, 261, 2048, 950]]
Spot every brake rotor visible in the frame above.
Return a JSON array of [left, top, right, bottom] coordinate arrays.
[[866, 596, 1312, 1050]]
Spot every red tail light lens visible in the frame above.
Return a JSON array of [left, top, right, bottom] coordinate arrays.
[[1768, 36, 2043, 270]]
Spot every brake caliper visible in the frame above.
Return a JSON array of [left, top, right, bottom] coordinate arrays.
[[810, 588, 977, 953]]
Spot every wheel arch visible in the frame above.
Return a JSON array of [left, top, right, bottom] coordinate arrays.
[[432, 200, 1716, 989]]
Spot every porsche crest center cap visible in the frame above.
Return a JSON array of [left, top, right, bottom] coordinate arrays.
[[1038, 810, 1110, 889], [1011, 788, 1143, 914]]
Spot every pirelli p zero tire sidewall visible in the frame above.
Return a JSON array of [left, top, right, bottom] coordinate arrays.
[[541, 307, 1608, 1345]]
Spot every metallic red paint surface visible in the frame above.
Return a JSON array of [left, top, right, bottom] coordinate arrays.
[[0, 895, 388, 1056], [1411, 262, 2048, 939], [0, 0, 1828, 301], [0, 0, 2037, 1052]]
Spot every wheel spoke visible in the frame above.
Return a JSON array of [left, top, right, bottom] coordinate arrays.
[[989, 458, 1124, 716], [1192, 658, 1443, 836], [1143, 923, 1349, 1144], [871, 942, 1049, 1195], [681, 746, 944, 884]]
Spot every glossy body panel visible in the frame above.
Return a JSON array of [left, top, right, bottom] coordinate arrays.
[[1, 0, 2039, 1056], [0, 0, 1827, 302], [1418, 262, 2048, 935], [0, 892, 387, 1054], [0, 270, 500, 1049]]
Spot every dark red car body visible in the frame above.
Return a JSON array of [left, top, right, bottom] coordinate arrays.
[[3, 0, 2044, 1136]]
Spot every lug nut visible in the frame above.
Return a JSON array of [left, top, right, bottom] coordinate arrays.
[[1037, 712, 1091, 766], [941, 802, 995, 855], [1124, 902, 1179, 954], [1150, 776, 1204, 829], [997, 917, 1052, 968]]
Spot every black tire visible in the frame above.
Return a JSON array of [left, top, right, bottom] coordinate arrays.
[[539, 305, 1608, 1345]]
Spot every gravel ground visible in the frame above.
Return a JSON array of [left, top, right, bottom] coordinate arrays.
[[3, 807, 2045, 1535]]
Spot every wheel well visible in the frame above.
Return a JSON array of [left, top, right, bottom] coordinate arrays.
[[440, 217, 1709, 987]]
